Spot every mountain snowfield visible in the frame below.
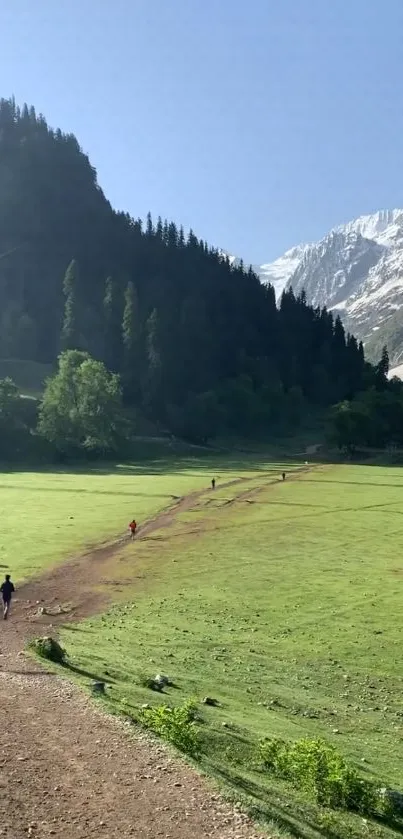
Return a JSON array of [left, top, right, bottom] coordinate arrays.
[[251, 210, 403, 375]]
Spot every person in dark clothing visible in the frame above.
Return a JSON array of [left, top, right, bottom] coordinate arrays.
[[211, 478, 216, 490], [1, 574, 15, 620], [282, 472, 286, 481]]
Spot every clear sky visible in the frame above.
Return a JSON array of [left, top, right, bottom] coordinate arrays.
[[1, 1, 403, 264]]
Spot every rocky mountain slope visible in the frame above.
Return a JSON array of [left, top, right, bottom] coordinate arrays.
[[255, 210, 403, 369]]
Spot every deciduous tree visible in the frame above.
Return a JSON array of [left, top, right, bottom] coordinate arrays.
[[38, 350, 124, 453]]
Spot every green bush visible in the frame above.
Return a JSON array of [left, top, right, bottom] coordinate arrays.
[[258, 736, 383, 815], [29, 636, 67, 664], [139, 699, 200, 756]]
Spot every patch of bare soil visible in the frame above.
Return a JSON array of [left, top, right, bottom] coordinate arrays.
[[0, 478, 267, 839]]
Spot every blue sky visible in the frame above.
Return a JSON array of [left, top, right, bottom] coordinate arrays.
[[1, 1, 403, 263]]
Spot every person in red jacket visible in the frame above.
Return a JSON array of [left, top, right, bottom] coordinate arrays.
[[129, 519, 137, 539]]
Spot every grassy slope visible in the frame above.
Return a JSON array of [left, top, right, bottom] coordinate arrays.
[[3, 455, 271, 580], [60, 463, 403, 839]]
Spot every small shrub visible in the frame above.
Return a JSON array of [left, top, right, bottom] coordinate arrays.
[[29, 636, 67, 664], [258, 737, 289, 774], [259, 736, 381, 815], [139, 699, 200, 756]]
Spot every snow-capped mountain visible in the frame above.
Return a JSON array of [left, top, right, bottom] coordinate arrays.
[[257, 245, 310, 299], [256, 210, 403, 367]]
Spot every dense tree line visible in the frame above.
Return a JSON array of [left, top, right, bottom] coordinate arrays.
[[0, 97, 390, 447], [328, 348, 403, 453]]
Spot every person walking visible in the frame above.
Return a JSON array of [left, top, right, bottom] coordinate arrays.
[[0, 574, 15, 620], [211, 478, 216, 490], [129, 519, 137, 540]]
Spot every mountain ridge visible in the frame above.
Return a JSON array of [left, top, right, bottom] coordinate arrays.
[[252, 209, 403, 368]]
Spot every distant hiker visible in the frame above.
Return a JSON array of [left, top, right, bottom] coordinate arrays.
[[211, 478, 216, 490], [129, 519, 137, 539], [1, 574, 15, 620], [282, 472, 286, 481]]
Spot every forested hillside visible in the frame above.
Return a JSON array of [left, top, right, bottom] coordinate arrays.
[[0, 97, 382, 444]]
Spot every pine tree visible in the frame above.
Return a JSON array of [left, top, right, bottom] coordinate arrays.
[[145, 308, 162, 414], [61, 260, 79, 350], [146, 212, 153, 237], [378, 344, 389, 377], [122, 281, 142, 398], [156, 216, 163, 239], [103, 276, 122, 371], [376, 344, 390, 390], [298, 289, 307, 306], [146, 308, 160, 368], [187, 229, 198, 249], [331, 314, 348, 398], [122, 281, 137, 355], [167, 222, 178, 248], [345, 334, 364, 397]]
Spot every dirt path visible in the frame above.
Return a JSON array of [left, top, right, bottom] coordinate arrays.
[[5, 477, 248, 644], [0, 478, 268, 839]]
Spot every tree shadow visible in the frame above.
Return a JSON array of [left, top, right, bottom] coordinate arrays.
[[207, 763, 317, 838], [0, 449, 309, 479], [63, 662, 116, 684], [209, 761, 403, 838]]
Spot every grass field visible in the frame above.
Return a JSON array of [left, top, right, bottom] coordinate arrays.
[[51, 462, 403, 839], [3, 456, 281, 580]]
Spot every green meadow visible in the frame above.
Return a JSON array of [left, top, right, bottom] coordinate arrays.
[[56, 463, 403, 839], [0, 456, 289, 580], [6, 455, 402, 838]]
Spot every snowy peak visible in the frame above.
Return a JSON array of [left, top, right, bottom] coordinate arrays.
[[336, 209, 403, 247], [257, 245, 309, 298], [257, 210, 403, 298], [255, 209, 403, 368]]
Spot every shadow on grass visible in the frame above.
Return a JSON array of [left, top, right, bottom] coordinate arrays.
[[210, 761, 403, 838], [209, 762, 321, 839], [0, 448, 309, 480], [63, 662, 116, 684], [5, 450, 403, 483], [0, 483, 179, 498], [304, 476, 403, 488]]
